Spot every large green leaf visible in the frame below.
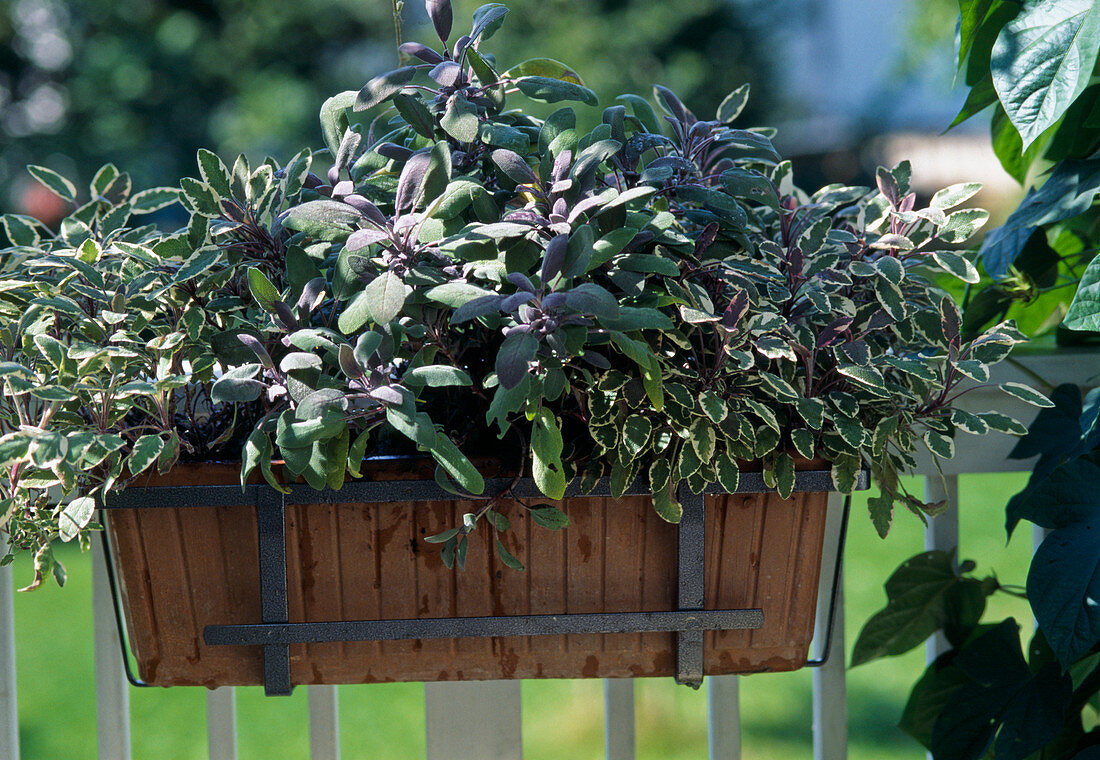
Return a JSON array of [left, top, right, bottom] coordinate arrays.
[[980, 158, 1100, 277], [1030, 513, 1100, 666], [1065, 255, 1100, 331], [851, 551, 958, 666], [929, 621, 1071, 760], [899, 659, 969, 749], [991, 0, 1100, 149]]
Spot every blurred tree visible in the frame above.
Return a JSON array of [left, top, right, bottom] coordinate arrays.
[[0, 0, 777, 213]]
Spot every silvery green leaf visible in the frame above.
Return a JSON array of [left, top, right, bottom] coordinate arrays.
[[517, 76, 598, 106], [931, 250, 980, 284], [479, 122, 528, 152], [128, 434, 165, 476], [717, 83, 750, 123], [837, 365, 890, 397], [363, 271, 410, 325], [355, 66, 419, 112], [441, 93, 480, 143], [938, 208, 990, 244], [953, 360, 990, 382], [977, 412, 1028, 435], [470, 3, 509, 41], [951, 409, 989, 435], [404, 365, 472, 388], [622, 415, 652, 460], [999, 382, 1054, 408], [924, 430, 954, 459], [27, 165, 76, 202], [58, 497, 96, 542], [930, 182, 982, 210]]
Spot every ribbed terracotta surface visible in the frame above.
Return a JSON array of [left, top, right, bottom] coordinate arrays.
[[106, 463, 829, 686]]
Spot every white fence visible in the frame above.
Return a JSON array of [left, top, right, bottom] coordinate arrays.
[[1, 349, 1094, 760]]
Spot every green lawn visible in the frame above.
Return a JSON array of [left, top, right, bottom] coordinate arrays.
[[10, 473, 1033, 759]]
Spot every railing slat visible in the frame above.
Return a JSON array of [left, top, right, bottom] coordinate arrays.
[[1, 532, 19, 760], [92, 534, 131, 760], [206, 688, 237, 760], [425, 681, 521, 760], [923, 475, 959, 661], [309, 685, 340, 760], [812, 492, 847, 760], [707, 675, 740, 760], [603, 679, 635, 760]]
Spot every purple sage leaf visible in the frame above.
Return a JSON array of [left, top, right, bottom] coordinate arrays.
[[506, 272, 536, 293], [430, 61, 464, 88], [346, 227, 390, 252], [491, 149, 538, 186], [395, 150, 433, 213], [426, 0, 453, 43], [399, 41, 445, 65], [374, 142, 414, 161], [501, 291, 536, 312], [541, 234, 569, 283], [237, 334, 273, 369]]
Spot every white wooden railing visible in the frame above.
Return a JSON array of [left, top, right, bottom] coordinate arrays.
[[1, 349, 1095, 760]]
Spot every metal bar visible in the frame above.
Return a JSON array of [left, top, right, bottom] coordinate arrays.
[[0, 532, 19, 760], [924, 475, 959, 662], [425, 681, 522, 760], [103, 469, 868, 510], [603, 679, 635, 760], [675, 487, 706, 688], [206, 608, 764, 647], [96, 529, 151, 688], [707, 675, 741, 760], [206, 688, 237, 760], [807, 495, 852, 667], [309, 685, 340, 760], [93, 532, 131, 760], [812, 492, 847, 760], [256, 490, 291, 697]]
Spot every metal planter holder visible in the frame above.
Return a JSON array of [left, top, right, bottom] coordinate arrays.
[[100, 466, 863, 696]]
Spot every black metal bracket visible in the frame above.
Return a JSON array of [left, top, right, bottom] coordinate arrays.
[[101, 465, 868, 695], [676, 486, 705, 688]]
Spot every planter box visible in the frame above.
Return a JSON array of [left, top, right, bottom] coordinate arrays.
[[104, 458, 844, 690]]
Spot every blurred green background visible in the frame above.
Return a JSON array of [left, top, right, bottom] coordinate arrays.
[[12, 474, 1034, 759], [0, 0, 781, 209]]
